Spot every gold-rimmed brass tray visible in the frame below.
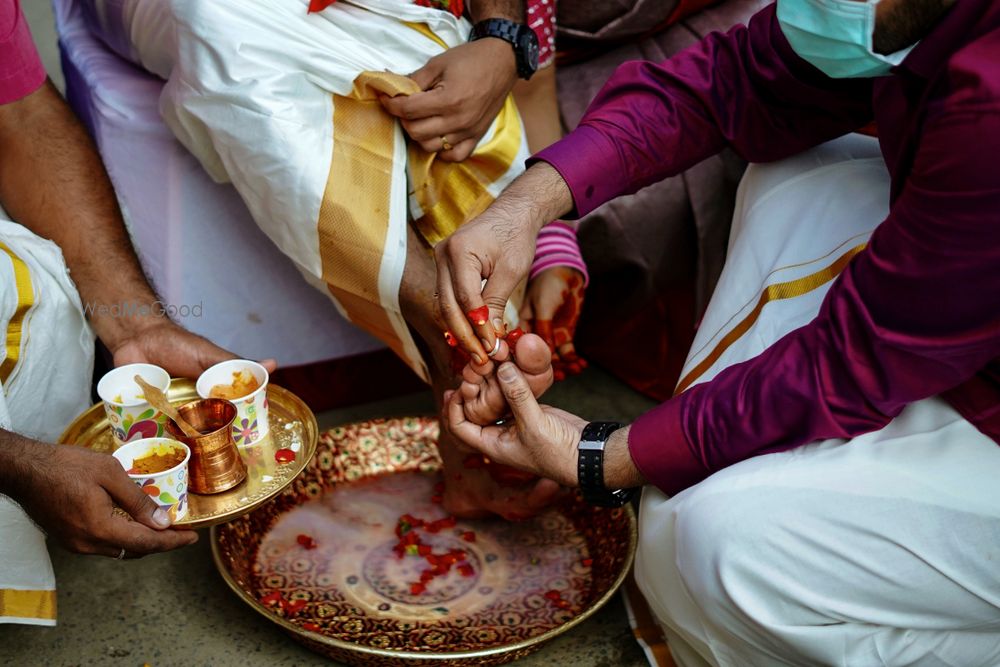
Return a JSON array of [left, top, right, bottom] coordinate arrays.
[[58, 379, 317, 529], [211, 417, 637, 667]]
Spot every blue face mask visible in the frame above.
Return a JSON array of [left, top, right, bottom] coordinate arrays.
[[777, 0, 915, 78]]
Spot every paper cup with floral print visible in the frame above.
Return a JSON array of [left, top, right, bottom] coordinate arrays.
[[97, 364, 171, 448], [196, 360, 269, 446], [112, 438, 191, 522]]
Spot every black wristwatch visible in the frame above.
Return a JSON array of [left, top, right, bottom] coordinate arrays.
[[469, 18, 539, 80], [577, 421, 638, 508]]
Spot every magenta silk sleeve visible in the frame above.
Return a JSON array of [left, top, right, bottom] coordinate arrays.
[[0, 0, 45, 105], [531, 5, 873, 218], [629, 100, 1000, 496]]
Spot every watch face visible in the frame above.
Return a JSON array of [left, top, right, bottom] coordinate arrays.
[[520, 30, 540, 72]]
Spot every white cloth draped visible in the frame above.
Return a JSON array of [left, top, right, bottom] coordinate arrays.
[[0, 212, 95, 626], [102, 0, 528, 380], [634, 136, 1000, 666]]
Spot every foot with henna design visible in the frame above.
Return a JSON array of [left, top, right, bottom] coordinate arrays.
[[397, 226, 561, 520], [438, 331, 560, 519]]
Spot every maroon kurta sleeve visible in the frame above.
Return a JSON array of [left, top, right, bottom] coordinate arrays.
[[533, 5, 873, 217], [629, 99, 1000, 495]]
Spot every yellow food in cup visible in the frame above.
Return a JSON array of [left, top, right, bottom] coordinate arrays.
[[129, 445, 185, 475], [209, 370, 261, 400]]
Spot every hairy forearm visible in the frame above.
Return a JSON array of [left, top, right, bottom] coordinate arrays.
[[470, 0, 523, 22], [0, 429, 44, 502], [0, 81, 162, 350], [491, 161, 573, 237], [605, 425, 646, 489]]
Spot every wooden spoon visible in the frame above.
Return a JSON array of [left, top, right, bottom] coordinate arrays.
[[134, 375, 202, 439]]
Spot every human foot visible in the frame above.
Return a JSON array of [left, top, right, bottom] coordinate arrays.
[[438, 459, 563, 520], [457, 331, 554, 426]]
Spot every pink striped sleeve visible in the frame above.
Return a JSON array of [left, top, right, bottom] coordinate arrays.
[[530, 221, 589, 286]]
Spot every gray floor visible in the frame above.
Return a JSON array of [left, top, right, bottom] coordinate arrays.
[[3, 7, 658, 665]]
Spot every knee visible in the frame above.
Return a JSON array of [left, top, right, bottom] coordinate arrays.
[[667, 482, 800, 629]]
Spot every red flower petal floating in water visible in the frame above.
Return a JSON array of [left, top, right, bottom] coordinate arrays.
[[296, 534, 317, 550], [458, 563, 475, 578], [302, 622, 321, 632], [275, 448, 295, 464], [581, 558, 593, 567], [307, 0, 336, 13], [410, 582, 426, 595], [461, 531, 476, 543], [544, 590, 562, 601], [283, 599, 308, 615], [260, 591, 284, 607]]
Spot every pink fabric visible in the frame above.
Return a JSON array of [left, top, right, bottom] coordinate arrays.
[[526, 0, 556, 68], [530, 221, 588, 285], [0, 0, 45, 105]]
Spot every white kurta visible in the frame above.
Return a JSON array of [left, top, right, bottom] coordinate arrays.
[[633, 135, 1000, 667], [0, 212, 95, 626]]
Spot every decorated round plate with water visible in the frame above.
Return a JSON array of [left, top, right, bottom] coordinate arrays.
[[211, 417, 636, 666]]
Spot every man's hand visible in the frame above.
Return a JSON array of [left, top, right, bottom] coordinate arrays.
[[447, 361, 645, 488], [381, 39, 517, 163], [435, 162, 574, 364], [5, 438, 197, 558], [446, 361, 587, 486], [109, 319, 276, 379], [521, 267, 588, 380]]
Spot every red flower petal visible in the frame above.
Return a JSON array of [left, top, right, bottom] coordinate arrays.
[[308, 0, 336, 13]]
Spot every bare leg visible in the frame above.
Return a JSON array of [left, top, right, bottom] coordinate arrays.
[[513, 65, 562, 153], [399, 225, 558, 519]]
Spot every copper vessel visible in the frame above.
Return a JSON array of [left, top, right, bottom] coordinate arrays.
[[166, 398, 246, 494]]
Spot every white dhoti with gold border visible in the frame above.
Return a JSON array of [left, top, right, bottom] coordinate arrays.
[[0, 212, 95, 626], [630, 135, 1000, 667], [97, 0, 530, 381]]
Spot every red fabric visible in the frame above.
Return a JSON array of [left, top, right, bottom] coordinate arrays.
[[576, 282, 696, 404], [527, 0, 557, 67], [270, 349, 424, 412]]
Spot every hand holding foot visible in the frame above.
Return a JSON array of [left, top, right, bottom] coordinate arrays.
[[457, 331, 554, 426]]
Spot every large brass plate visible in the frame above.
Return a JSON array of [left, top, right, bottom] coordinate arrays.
[[58, 379, 318, 529], [211, 417, 637, 667]]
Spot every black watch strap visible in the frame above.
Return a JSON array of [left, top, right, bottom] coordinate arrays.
[[469, 18, 539, 80], [578, 421, 637, 508]]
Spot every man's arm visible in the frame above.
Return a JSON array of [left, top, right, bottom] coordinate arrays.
[[629, 106, 1000, 495], [0, 81, 245, 378], [533, 4, 875, 218], [0, 81, 160, 350], [0, 430, 197, 556]]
